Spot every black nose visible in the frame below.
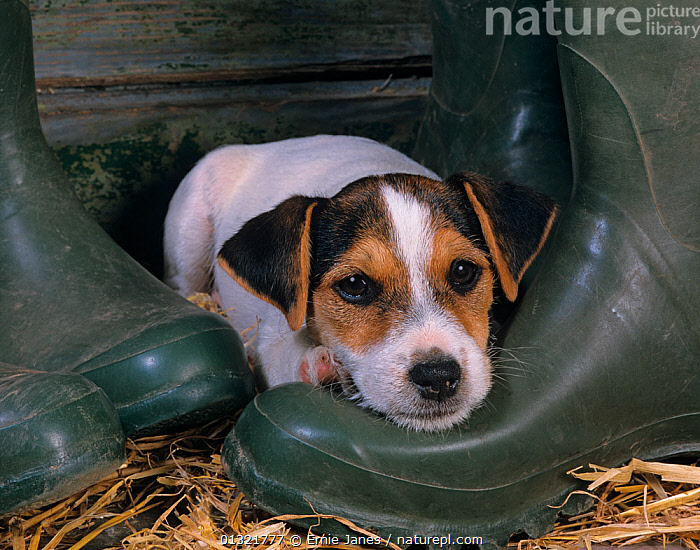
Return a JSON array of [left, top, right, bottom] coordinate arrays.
[[409, 357, 461, 401]]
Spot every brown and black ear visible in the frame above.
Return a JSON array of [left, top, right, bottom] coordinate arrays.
[[448, 171, 559, 302], [217, 195, 318, 331]]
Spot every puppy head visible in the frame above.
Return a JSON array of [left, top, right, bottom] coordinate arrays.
[[218, 172, 558, 431]]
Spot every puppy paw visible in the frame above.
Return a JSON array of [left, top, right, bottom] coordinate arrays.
[[299, 346, 342, 386]]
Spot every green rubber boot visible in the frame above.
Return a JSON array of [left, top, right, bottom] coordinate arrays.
[[222, 1, 699, 547], [414, 0, 572, 302], [0, 363, 126, 515], [413, 0, 572, 208], [0, 0, 255, 436]]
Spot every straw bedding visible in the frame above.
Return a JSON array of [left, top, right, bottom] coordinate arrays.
[[1, 295, 697, 549], [2, 419, 697, 550]]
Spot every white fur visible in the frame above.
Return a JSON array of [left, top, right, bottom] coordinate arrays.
[[334, 310, 491, 432], [382, 186, 434, 308], [164, 135, 494, 431]]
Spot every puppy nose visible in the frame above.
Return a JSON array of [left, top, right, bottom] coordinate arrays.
[[409, 357, 461, 401]]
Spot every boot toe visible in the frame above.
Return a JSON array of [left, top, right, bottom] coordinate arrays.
[[0, 364, 126, 514], [75, 309, 254, 436], [223, 381, 700, 548]]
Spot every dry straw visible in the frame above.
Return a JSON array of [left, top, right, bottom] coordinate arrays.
[[3, 416, 698, 550], [519, 460, 700, 549], [0, 418, 402, 550], [2, 294, 697, 549]]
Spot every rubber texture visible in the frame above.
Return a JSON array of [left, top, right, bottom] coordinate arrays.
[[225, 386, 697, 548], [0, 0, 255, 437], [413, 0, 574, 298], [222, 0, 699, 547], [413, 0, 573, 208], [0, 363, 126, 515]]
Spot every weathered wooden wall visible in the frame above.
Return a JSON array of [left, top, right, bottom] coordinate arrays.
[[30, 0, 433, 274]]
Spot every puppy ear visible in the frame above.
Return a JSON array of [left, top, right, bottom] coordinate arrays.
[[217, 196, 318, 331], [448, 171, 559, 301]]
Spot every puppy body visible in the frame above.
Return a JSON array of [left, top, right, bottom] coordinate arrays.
[[164, 135, 557, 431], [165, 135, 437, 293], [164, 135, 438, 381]]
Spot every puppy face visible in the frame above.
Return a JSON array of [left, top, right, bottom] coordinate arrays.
[[219, 172, 558, 431], [307, 178, 494, 430]]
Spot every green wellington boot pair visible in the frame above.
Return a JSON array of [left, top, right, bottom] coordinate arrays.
[[223, 0, 699, 547], [0, 0, 255, 514]]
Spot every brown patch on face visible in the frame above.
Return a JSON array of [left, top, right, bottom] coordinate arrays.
[[310, 235, 411, 354], [428, 226, 494, 350]]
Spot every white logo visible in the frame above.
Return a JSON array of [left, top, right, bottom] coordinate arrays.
[[485, 1, 700, 38]]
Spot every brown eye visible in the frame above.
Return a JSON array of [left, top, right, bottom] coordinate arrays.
[[336, 274, 370, 302], [449, 260, 479, 290]]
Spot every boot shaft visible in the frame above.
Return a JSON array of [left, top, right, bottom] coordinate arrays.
[[414, 0, 573, 207], [0, 0, 44, 150], [554, 0, 699, 251]]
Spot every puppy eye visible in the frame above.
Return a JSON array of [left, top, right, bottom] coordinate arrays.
[[336, 274, 370, 302], [449, 259, 479, 290]]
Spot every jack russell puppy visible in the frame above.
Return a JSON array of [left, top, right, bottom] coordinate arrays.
[[164, 135, 558, 431]]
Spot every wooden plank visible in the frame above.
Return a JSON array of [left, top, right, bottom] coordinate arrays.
[[39, 77, 431, 275], [40, 76, 430, 146], [30, 0, 432, 86], [30, 0, 433, 272]]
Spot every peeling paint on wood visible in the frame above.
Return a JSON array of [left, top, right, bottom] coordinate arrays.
[[39, 77, 431, 275], [29, 0, 433, 273]]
